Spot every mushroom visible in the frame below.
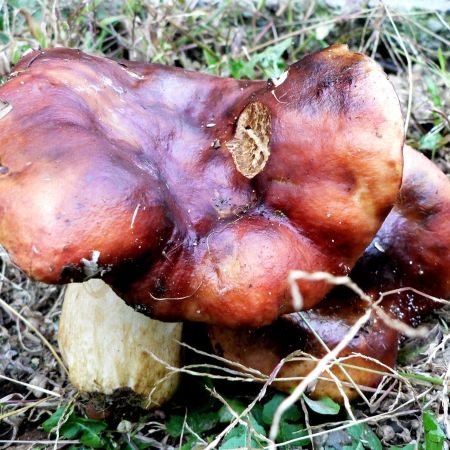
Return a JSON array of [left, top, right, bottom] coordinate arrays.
[[209, 146, 450, 401], [59, 279, 182, 410], [0, 45, 404, 406], [0, 45, 403, 328]]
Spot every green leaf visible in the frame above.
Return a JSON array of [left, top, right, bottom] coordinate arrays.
[[437, 47, 446, 73], [79, 429, 104, 448], [167, 409, 219, 438], [218, 400, 266, 441], [187, 410, 219, 434], [262, 394, 301, 425], [166, 415, 185, 438], [180, 436, 199, 450], [248, 414, 266, 437], [423, 411, 445, 450], [60, 422, 82, 439], [76, 418, 107, 434], [347, 423, 382, 450], [204, 49, 219, 68], [251, 403, 265, 426], [419, 132, 443, 157], [42, 408, 107, 449], [228, 58, 255, 79], [220, 435, 250, 449], [390, 443, 417, 450], [347, 423, 364, 439], [256, 38, 292, 79], [279, 422, 309, 445], [218, 399, 246, 422], [42, 407, 66, 433], [219, 424, 261, 450], [425, 77, 442, 108], [302, 395, 340, 415], [131, 437, 155, 450]]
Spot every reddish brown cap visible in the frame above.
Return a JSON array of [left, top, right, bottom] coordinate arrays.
[[208, 146, 450, 399], [209, 298, 399, 401], [0, 45, 403, 326], [352, 145, 450, 324]]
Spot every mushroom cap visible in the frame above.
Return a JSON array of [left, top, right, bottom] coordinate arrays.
[[352, 145, 450, 325], [209, 297, 399, 402], [0, 45, 403, 326], [208, 145, 450, 400]]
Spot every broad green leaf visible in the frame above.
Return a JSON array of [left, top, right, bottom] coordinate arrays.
[[187, 410, 219, 433], [167, 410, 219, 438], [218, 399, 246, 422], [79, 429, 104, 448], [347, 423, 363, 439], [76, 418, 107, 434], [279, 422, 309, 445], [248, 414, 266, 437], [220, 435, 250, 449], [203, 49, 219, 68], [303, 395, 340, 415], [423, 410, 444, 433], [42, 407, 66, 432], [219, 424, 261, 449], [256, 38, 292, 78], [219, 401, 266, 438], [166, 415, 185, 438], [60, 422, 82, 439], [228, 59, 255, 79], [262, 394, 301, 425], [347, 423, 382, 450]]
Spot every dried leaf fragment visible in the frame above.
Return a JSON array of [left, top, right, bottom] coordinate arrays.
[[226, 102, 271, 179], [0, 100, 12, 120]]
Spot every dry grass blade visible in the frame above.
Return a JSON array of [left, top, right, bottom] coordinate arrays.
[[208, 388, 272, 445], [269, 307, 373, 444], [0, 441, 79, 446], [0, 374, 61, 398], [384, 5, 414, 134], [0, 397, 51, 421], [297, 311, 371, 406]]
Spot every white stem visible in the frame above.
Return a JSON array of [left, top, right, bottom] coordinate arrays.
[[58, 279, 182, 408]]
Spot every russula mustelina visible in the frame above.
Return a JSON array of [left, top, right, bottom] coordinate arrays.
[[59, 279, 182, 408], [209, 146, 450, 401], [0, 45, 403, 328]]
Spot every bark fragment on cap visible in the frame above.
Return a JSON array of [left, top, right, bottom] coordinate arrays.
[[226, 102, 271, 179]]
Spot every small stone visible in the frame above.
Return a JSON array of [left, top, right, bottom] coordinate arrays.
[[380, 425, 396, 442]]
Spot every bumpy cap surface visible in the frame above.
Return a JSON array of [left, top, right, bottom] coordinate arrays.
[[0, 45, 403, 326], [209, 146, 450, 399]]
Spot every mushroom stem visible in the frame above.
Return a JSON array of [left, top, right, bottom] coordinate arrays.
[[58, 279, 182, 409]]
